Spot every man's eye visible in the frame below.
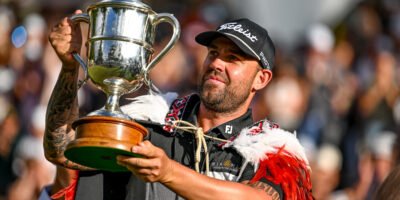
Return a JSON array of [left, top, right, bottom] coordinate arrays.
[[226, 55, 240, 61], [208, 50, 218, 58]]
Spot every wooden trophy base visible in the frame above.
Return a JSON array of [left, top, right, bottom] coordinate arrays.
[[64, 116, 148, 172]]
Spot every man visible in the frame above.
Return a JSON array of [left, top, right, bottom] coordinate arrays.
[[44, 10, 312, 200]]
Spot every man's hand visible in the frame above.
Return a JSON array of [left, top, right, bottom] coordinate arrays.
[[49, 10, 83, 69], [116, 141, 175, 183]]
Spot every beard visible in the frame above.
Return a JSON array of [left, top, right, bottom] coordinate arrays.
[[198, 70, 253, 113]]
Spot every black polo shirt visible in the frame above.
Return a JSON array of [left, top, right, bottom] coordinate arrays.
[[149, 94, 255, 181]]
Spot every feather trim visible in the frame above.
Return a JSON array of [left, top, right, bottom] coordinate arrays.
[[121, 92, 177, 124], [223, 124, 309, 167], [253, 149, 313, 200], [224, 121, 313, 199]]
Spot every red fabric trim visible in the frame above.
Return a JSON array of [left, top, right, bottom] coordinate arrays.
[[51, 170, 79, 200], [251, 146, 313, 200], [163, 95, 190, 132]]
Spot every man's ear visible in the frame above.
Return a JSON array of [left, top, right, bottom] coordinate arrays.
[[252, 69, 273, 91]]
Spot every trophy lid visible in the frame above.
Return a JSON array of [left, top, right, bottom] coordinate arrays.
[[89, 0, 153, 12]]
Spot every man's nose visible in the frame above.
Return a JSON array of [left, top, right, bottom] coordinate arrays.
[[209, 57, 226, 72]]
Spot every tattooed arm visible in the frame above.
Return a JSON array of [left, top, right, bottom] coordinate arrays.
[[45, 66, 92, 196], [44, 10, 91, 171], [44, 67, 90, 170], [44, 10, 92, 171], [44, 11, 98, 196]]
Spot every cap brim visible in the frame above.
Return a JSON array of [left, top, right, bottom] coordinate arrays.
[[195, 31, 260, 61]]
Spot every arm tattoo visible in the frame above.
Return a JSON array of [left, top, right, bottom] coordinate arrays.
[[44, 67, 91, 170], [243, 181, 281, 200]]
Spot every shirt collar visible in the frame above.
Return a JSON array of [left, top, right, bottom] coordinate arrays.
[[184, 96, 254, 139], [210, 110, 253, 139]]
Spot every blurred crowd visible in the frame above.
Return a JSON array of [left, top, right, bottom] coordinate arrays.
[[0, 0, 399, 199]]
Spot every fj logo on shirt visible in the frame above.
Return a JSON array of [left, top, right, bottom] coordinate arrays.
[[225, 125, 233, 134], [218, 22, 258, 42]]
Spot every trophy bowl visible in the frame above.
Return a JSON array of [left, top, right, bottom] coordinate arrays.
[[63, 0, 180, 172]]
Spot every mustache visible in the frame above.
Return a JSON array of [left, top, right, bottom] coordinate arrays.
[[202, 70, 229, 84]]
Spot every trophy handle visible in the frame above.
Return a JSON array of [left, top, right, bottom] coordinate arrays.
[[70, 13, 90, 89], [145, 13, 181, 85]]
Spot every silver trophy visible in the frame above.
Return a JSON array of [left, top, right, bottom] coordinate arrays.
[[64, 0, 180, 172]]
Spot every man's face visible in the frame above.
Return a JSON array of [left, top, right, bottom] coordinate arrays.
[[198, 37, 260, 113]]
